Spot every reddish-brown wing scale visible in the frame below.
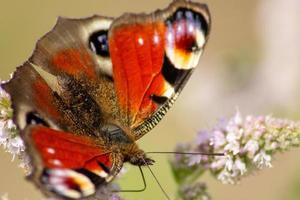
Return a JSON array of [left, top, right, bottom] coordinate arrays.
[[26, 126, 119, 199], [32, 77, 61, 120], [31, 126, 112, 169], [51, 49, 97, 80], [109, 22, 166, 126]]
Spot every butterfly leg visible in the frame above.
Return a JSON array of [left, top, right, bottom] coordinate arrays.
[[114, 166, 147, 193]]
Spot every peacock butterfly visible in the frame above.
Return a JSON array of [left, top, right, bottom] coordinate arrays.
[[1, 0, 210, 199]]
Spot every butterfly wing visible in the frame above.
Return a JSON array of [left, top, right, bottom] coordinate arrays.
[[108, 0, 211, 139], [4, 0, 211, 141], [1, 16, 124, 199], [2, 62, 66, 131], [24, 125, 122, 199], [3, 14, 130, 137], [30, 15, 114, 81], [27, 15, 126, 136], [1, 56, 123, 200]]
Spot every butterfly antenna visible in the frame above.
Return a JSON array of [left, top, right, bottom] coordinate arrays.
[[146, 151, 225, 156], [141, 157, 171, 200]]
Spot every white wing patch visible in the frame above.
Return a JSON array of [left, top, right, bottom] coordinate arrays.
[[43, 169, 95, 199]]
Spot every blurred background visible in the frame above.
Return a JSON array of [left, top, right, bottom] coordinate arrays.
[[1, 0, 300, 199]]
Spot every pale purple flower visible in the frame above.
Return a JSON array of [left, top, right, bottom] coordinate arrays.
[[234, 159, 246, 174], [253, 150, 272, 168], [243, 139, 259, 157], [188, 154, 203, 166], [224, 140, 240, 155], [209, 112, 300, 183], [95, 183, 124, 200], [0, 88, 27, 165], [5, 136, 25, 160], [209, 130, 226, 148], [0, 123, 9, 144], [210, 157, 227, 170], [179, 182, 211, 200], [217, 169, 234, 184], [171, 111, 300, 185], [196, 130, 211, 145]]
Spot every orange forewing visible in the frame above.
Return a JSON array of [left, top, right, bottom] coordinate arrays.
[[51, 48, 96, 80], [32, 77, 61, 120], [109, 22, 166, 125]]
